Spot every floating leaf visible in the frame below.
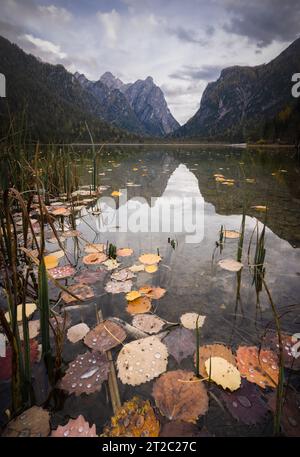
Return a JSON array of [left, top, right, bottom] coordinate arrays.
[[48, 265, 76, 279], [267, 388, 300, 437], [218, 259, 243, 272], [111, 269, 135, 282], [194, 343, 237, 378], [67, 323, 90, 343], [139, 253, 162, 265], [180, 313, 206, 330], [117, 248, 133, 257], [105, 280, 133, 294], [103, 259, 120, 270], [50, 250, 65, 259], [5, 303, 37, 323], [44, 255, 59, 270], [2, 406, 50, 437], [111, 191, 122, 197], [204, 357, 241, 391], [129, 264, 145, 273], [83, 252, 108, 265], [126, 290, 142, 301], [84, 320, 126, 352], [126, 296, 152, 315], [220, 379, 269, 425], [102, 396, 160, 437], [63, 230, 81, 238], [140, 286, 166, 300], [84, 243, 105, 254], [163, 328, 195, 364], [132, 314, 165, 334], [160, 421, 202, 437], [61, 284, 94, 304], [0, 340, 39, 381], [75, 268, 107, 285], [117, 336, 168, 386], [236, 346, 278, 388], [224, 230, 240, 239], [52, 207, 70, 216], [262, 330, 300, 371], [145, 264, 158, 273], [51, 415, 97, 437], [152, 370, 208, 422], [18, 320, 40, 340], [251, 205, 267, 212], [58, 351, 110, 396]]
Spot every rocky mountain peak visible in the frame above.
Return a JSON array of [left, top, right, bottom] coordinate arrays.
[[99, 72, 124, 91]]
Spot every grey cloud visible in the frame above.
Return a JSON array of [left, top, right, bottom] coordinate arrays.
[[167, 25, 213, 45], [169, 64, 224, 82], [223, 0, 300, 47]]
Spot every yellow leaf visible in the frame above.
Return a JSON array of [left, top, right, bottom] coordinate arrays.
[[139, 253, 161, 265], [204, 356, 241, 391], [145, 264, 158, 273], [44, 255, 59, 270], [126, 291, 142, 301], [5, 303, 37, 323], [111, 191, 122, 197]]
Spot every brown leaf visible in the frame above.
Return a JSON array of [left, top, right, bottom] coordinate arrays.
[[236, 346, 278, 388], [84, 320, 126, 352], [48, 265, 76, 279], [132, 314, 165, 334], [83, 253, 108, 265], [152, 370, 209, 423], [126, 296, 152, 315], [61, 284, 94, 304], [2, 406, 50, 437], [75, 268, 107, 285], [102, 396, 160, 437], [58, 351, 110, 396], [160, 421, 202, 437], [262, 330, 300, 371], [194, 343, 236, 378], [267, 388, 300, 437], [51, 415, 97, 437]]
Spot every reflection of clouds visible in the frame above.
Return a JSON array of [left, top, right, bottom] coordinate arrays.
[[94, 165, 204, 242]]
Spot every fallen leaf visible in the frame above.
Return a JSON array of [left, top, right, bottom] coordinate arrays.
[[126, 290, 142, 301], [84, 320, 126, 352], [5, 303, 37, 323], [18, 320, 40, 340], [251, 205, 267, 212], [2, 406, 50, 437], [262, 330, 300, 371], [220, 379, 269, 425], [102, 396, 160, 437], [48, 265, 76, 279], [111, 269, 135, 282], [126, 296, 152, 315], [152, 370, 209, 422], [103, 259, 120, 270], [218, 258, 243, 272], [140, 286, 166, 300], [145, 265, 158, 273], [160, 421, 202, 437], [267, 388, 300, 437], [139, 253, 162, 265], [194, 343, 237, 378], [105, 280, 133, 294], [129, 264, 145, 273], [67, 323, 90, 343], [117, 248, 133, 257], [205, 356, 241, 391], [132, 314, 165, 334], [0, 340, 39, 381], [58, 351, 110, 396], [75, 268, 107, 285], [44, 255, 59, 270], [50, 250, 65, 259], [236, 346, 279, 388], [163, 328, 195, 364], [83, 252, 108, 265], [61, 284, 94, 304], [224, 230, 240, 239], [51, 415, 97, 437], [117, 336, 168, 386], [111, 191, 122, 197], [180, 313, 206, 330], [52, 207, 70, 216]]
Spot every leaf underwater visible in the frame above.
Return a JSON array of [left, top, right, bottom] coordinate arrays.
[[152, 370, 209, 423], [61, 284, 94, 304], [163, 327, 195, 364]]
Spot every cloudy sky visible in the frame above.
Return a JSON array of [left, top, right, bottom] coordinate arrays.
[[1, 0, 299, 124]]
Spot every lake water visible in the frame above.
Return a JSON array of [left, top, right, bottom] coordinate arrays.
[[2, 145, 300, 436]]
